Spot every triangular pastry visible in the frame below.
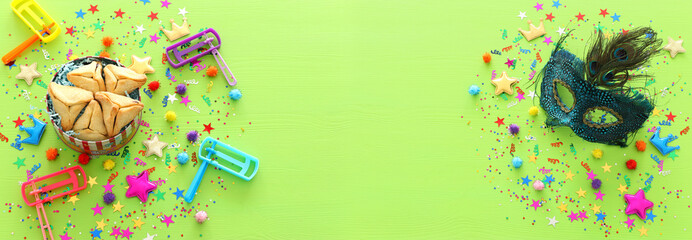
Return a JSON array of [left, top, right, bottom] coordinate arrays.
[[66, 62, 106, 92], [103, 65, 147, 95], [48, 82, 94, 131], [95, 92, 143, 137], [73, 100, 108, 141]]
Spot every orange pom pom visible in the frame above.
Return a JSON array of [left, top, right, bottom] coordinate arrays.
[[206, 66, 218, 77], [102, 36, 114, 47], [46, 148, 59, 160], [99, 50, 110, 58], [635, 140, 646, 151], [482, 52, 491, 63]]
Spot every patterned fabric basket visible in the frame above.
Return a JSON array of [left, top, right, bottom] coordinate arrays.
[[45, 56, 141, 155]]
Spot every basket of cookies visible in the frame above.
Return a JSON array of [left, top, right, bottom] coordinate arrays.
[[46, 56, 146, 155]]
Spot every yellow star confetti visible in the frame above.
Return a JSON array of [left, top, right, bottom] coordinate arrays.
[[528, 155, 537, 163], [652, 107, 661, 117], [617, 184, 628, 194], [490, 72, 518, 95], [576, 188, 586, 198], [591, 204, 601, 214], [557, 203, 568, 212], [67, 195, 79, 205], [84, 29, 95, 39], [96, 219, 107, 230], [132, 218, 144, 229], [88, 176, 98, 188], [167, 165, 177, 174], [602, 162, 612, 173], [112, 201, 124, 213], [638, 225, 649, 236], [564, 170, 575, 181]]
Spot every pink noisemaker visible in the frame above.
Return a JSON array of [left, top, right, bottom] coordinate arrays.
[[164, 28, 237, 86], [21, 166, 87, 240]]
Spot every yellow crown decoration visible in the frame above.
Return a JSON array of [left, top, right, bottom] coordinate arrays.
[[160, 17, 190, 41], [518, 19, 546, 42]]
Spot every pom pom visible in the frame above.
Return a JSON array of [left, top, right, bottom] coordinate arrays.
[[206, 66, 218, 77], [165, 111, 177, 122], [195, 211, 208, 223], [482, 52, 491, 63], [468, 85, 481, 95], [626, 159, 637, 170], [528, 106, 539, 116], [592, 149, 603, 159], [148, 81, 160, 91], [512, 156, 522, 168], [532, 180, 544, 191], [186, 130, 199, 143], [508, 124, 520, 135], [46, 148, 59, 160], [175, 84, 187, 95], [635, 140, 647, 151], [591, 179, 602, 189], [78, 153, 90, 165], [103, 192, 116, 205], [103, 159, 115, 170], [229, 89, 242, 100], [102, 36, 114, 47], [177, 152, 189, 165], [98, 50, 110, 58]]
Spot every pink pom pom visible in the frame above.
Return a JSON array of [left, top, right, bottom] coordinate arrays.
[[532, 180, 544, 191], [195, 211, 208, 223]]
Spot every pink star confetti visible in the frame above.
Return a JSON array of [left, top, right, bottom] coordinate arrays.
[[110, 226, 121, 238], [624, 216, 635, 228], [180, 96, 191, 106], [534, 2, 543, 11], [543, 36, 553, 46], [162, 214, 175, 227], [568, 211, 578, 222], [595, 189, 605, 201], [91, 203, 104, 216], [586, 171, 597, 180], [103, 181, 114, 193], [577, 211, 588, 222], [161, 0, 171, 8], [59, 232, 72, 240], [515, 92, 525, 101], [530, 200, 541, 210], [504, 58, 514, 68], [150, 34, 161, 43], [121, 227, 133, 239]]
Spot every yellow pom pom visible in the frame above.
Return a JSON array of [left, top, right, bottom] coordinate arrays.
[[592, 149, 603, 159], [165, 111, 177, 121], [103, 159, 115, 170], [528, 106, 539, 116]]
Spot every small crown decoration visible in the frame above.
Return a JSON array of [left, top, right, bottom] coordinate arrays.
[[160, 17, 190, 41], [518, 18, 546, 41], [19, 114, 47, 145], [650, 126, 680, 155]]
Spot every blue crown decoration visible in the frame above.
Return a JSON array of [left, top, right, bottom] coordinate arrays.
[[649, 127, 680, 156], [19, 114, 47, 145]]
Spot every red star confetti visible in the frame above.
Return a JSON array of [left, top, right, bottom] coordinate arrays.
[[114, 9, 125, 18], [13, 116, 25, 128], [88, 4, 99, 14], [148, 11, 159, 21], [66, 26, 74, 36], [575, 12, 585, 21], [203, 123, 214, 134], [666, 112, 676, 122], [545, 13, 555, 21], [494, 117, 505, 127], [599, 9, 609, 17], [622, 29, 630, 35]]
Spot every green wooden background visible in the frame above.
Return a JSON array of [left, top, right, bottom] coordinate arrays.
[[0, 0, 691, 239]]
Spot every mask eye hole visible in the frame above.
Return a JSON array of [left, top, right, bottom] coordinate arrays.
[[552, 79, 576, 113], [583, 107, 624, 128]]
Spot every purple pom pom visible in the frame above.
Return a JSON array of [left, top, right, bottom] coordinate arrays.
[[187, 130, 199, 143], [176, 84, 187, 95], [103, 192, 116, 205], [591, 179, 602, 189], [508, 124, 520, 135]]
